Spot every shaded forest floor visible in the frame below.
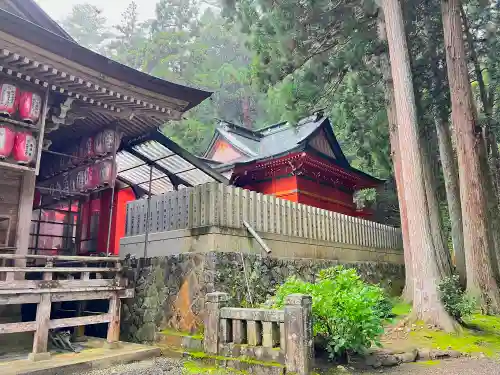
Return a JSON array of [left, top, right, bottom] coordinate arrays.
[[380, 300, 500, 357]]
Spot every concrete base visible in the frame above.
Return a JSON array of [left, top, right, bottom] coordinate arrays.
[[103, 341, 121, 349], [27, 353, 51, 362], [0, 338, 161, 375], [120, 225, 404, 264]]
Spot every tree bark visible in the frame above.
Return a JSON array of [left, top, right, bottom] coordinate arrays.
[[435, 118, 466, 285], [441, 0, 500, 313], [421, 139, 453, 279], [377, 12, 414, 302], [461, 6, 500, 279], [382, 0, 457, 330]]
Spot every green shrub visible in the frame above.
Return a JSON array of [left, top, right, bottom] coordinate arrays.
[[269, 265, 391, 359], [437, 275, 475, 322]]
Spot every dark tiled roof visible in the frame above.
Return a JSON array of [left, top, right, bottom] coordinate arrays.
[[209, 113, 344, 163], [207, 113, 383, 186]]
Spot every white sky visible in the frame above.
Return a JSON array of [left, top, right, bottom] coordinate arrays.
[[35, 0, 159, 26]]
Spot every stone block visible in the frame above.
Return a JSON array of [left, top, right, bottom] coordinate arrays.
[[233, 319, 247, 344], [284, 294, 313, 375], [262, 321, 280, 348], [247, 320, 263, 346]]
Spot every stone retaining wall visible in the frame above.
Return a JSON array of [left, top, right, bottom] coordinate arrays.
[[120, 251, 404, 343]]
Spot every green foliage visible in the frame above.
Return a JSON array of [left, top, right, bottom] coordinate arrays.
[[437, 275, 476, 321], [270, 266, 391, 359]]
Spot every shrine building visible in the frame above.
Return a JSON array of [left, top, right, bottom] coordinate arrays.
[[203, 112, 383, 218]]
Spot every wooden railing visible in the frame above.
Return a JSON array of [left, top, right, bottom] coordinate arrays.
[[0, 254, 133, 361], [125, 183, 402, 250], [204, 292, 313, 375]]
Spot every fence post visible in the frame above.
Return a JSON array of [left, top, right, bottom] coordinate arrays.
[[284, 294, 313, 375], [204, 292, 229, 355]]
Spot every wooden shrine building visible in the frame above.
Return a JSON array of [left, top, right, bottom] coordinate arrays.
[[0, 0, 226, 361], [203, 113, 383, 218]]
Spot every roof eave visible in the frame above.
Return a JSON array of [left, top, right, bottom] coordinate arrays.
[[0, 9, 212, 111]]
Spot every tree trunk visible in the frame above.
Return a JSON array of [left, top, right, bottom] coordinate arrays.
[[435, 118, 466, 286], [377, 12, 413, 302], [441, 0, 500, 313], [461, 6, 500, 279], [421, 139, 453, 278], [382, 0, 457, 330]]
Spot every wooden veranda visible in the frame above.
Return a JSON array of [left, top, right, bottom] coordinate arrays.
[[0, 254, 132, 360]]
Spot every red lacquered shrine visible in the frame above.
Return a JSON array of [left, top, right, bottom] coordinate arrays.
[[203, 113, 383, 218]]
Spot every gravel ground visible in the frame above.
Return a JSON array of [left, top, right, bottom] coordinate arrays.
[[78, 357, 500, 375], [78, 357, 184, 375], [362, 358, 500, 375]]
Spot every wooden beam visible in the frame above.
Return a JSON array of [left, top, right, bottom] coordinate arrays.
[[0, 294, 40, 305], [0, 254, 120, 262], [51, 288, 134, 303], [0, 286, 127, 295], [0, 321, 36, 334], [49, 313, 111, 329], [0, 278, 124, 290], [0, 267, 120, 273]]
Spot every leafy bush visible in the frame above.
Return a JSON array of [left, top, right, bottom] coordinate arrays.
[[438, 275, 476, 322], [269, 266, 391, 359]]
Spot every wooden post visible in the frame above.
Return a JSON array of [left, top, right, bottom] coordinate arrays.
[[30, 261, 53, 361], [15, 171, 36, 270], [105, 292, 121, 348]]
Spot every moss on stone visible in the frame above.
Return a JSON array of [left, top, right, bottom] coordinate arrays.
[[417, 360, 441, 366], [160, 328, 204, 340], [172, 349, 284, 368], [409, 314, 500, 357], [391, 299, 412, 317], [183, 360, 249, 375]]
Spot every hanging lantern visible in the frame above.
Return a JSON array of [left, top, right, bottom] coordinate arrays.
[[83, 165, 97, 191], [94, 131, 106, 156], [0, 83, 19, 117], [13, 131, 36, 165], [54, 178, 62, 200], [79, 136, 95, 160], [69, 169, 78, 195], [102, 129, 121, 154], [0, 124, 15, 159], [76, 168, 86, 192], [99, 159, 116, 186], [62, 172, 70, 197], [18, 91, 42, 124]]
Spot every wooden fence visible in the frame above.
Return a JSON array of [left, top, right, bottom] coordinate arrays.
[[0, 254, 133, 361], [125, 183, 402, 250]]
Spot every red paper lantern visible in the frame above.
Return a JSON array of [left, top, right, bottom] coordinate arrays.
[[94, 131, 105, 156], [69, 170, 78, 194], [76, 169, 86, 192], [99, 159, 116, 186], [83, 165, 97, 191], [19, 91, 42, 124], [79, 137, 95, 159], [13, 131, 36, 165], [0, 124, 15, 159], [102, 129, 121, 154], [0, 83, 19, 117], [62, 172, 70, 197]]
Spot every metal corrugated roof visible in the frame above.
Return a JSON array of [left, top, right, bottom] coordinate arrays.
[[117, 130, 228, 195]]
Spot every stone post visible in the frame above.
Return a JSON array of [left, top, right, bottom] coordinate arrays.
[[204, 292, 229, 355], [284, 294, 313, 375]]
